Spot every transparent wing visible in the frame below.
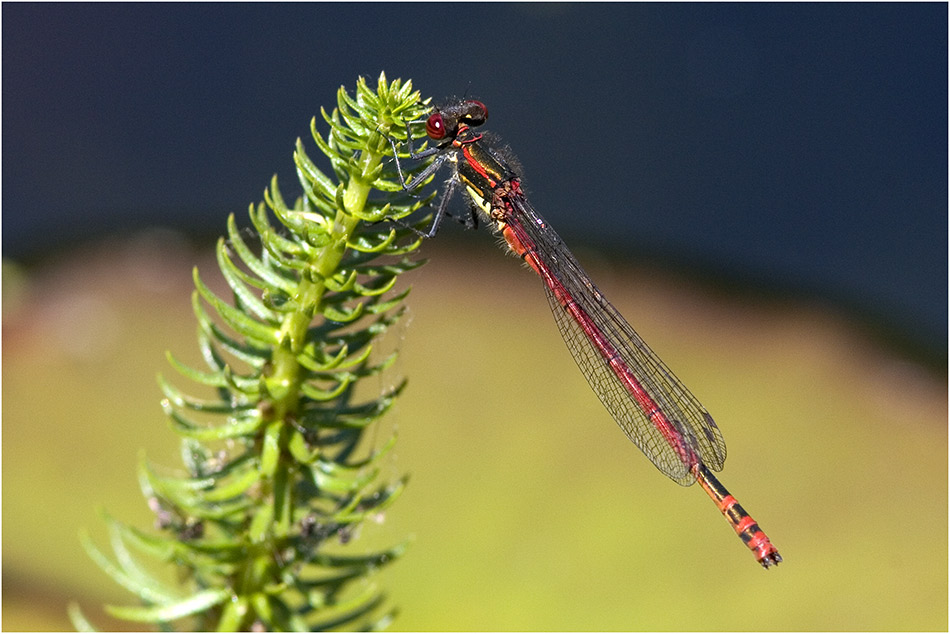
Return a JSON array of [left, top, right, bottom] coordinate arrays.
[[501, 195, 726, 486]]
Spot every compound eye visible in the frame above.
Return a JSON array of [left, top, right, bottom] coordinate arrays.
[[426, 113, 447, 139], [464, 100, 488, 125]]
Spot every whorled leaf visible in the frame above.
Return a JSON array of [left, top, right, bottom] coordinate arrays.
[[77, 73, 430, 630], [104, 588, 232, 623]]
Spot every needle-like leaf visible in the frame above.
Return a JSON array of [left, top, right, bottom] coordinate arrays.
[[76, 72, 432, 631]]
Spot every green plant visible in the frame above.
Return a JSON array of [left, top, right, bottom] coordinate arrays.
[[70, 73, 434, 631]]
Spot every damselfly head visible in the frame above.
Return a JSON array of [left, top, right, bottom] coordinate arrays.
[[426, 100, 488, 140]]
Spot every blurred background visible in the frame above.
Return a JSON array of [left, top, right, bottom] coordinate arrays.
[[3, 3, 946, 631]]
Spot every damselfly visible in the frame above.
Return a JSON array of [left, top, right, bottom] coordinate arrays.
[[388, 100, 781, 568]]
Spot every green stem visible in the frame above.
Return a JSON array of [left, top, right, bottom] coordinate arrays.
[[74, 73, 428, 632], [256, 141, 388, 541]]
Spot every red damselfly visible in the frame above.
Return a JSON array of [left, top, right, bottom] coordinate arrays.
[[387, 100, 781, 569]]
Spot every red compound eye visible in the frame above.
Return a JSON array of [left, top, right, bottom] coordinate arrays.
[[464, 100, 488, 125], [426, 113, 447, 140]]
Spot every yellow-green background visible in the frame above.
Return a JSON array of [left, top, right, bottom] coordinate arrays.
[[4, 233, 946, 631]]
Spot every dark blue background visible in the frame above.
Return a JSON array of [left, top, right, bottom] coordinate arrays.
[[4, 3, 946, 365]]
